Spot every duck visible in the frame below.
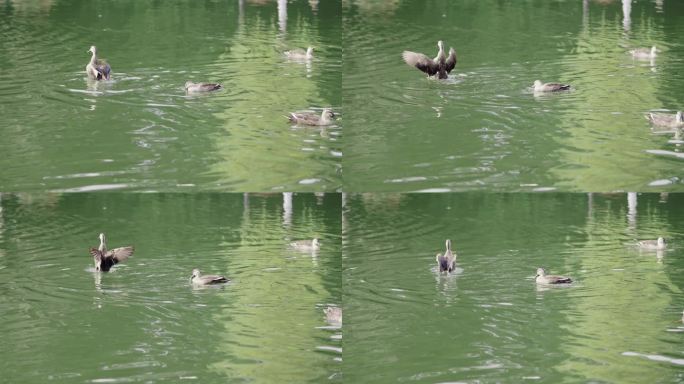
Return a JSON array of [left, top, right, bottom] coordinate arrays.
[[290, 238, 321, 251], [535, 268, 572, 284], [436, 239, 456, 272], [88, 233, 133, 272], [637, 237, 666, 250], [284, 46, 314, 60], [630, 46, 657, 60], [287, 109, 335, 126], [324, 306, 342, 325], [533, 80, 571, 92], [402, 40, 457, 79], [85, 45, 111, 80], [645, 111, 683, 129], [184, 81, 222, 93], [190, 269, 229, 285]]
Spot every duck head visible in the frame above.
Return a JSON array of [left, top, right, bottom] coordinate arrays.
[[676, 111, 683, 124], [88, 45, 97, 55], [445, 239, 452, 251], [312, 238, 320, 247], [306, 46, 314, 56], [650, 46, 657, 56], [536, 267, 546, 278], [657, 237, 665, 247], [190, 268, 201, 280]]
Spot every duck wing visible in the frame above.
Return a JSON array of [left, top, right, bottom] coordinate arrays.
[[200, 274, 229, 284], [436, 254, 451, 272], [444, 48, 457, 73], [548, 275, 572, 284], [402, 51, 439, 76], [105, 246, 134, 264], [544, 83, 571, 92], [199, 83, 222, 92], [95, 60, 111, 80]]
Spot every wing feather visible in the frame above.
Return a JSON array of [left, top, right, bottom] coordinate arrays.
[[402, 51, 438, 76]]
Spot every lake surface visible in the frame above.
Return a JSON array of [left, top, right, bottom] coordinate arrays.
[[0, 0, 341, 192], [344, 193, 684, 383], [344, 0, 684, 192], [0, 192, 342, 383]]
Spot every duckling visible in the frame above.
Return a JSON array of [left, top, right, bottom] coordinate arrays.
[[324, 306, 342, 325], [630, 46, 657, 60], [402, 40, 457, 80], [284, 46, 314, 60], [85, 46, 111, 80], [637, 237, 666, 250], [533, 80, 571, 92], [535, 268, 572, 284], [645, 111, 683, 129], [436, 239, 456, 272], [290, 238, 321, 251], [184, 81, 222, 93], [88, 233, 133, 272], [190, 269, 229, 285], [287, 109, 335, 126]]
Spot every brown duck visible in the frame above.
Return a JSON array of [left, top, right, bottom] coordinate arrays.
[[86, 46, 111, 80], [89, 233, 133, 272], [402, 40, 457, 79]]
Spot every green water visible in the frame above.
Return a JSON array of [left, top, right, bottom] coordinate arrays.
[[0, 0, 341, 192], [344, 193, 684, 383], [344, 0, 684, 192], [0, 192, 342, 382], [3, 0, 684, 382]]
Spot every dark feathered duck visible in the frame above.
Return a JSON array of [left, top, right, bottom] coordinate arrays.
[[533, 80, 571, 92], [86, 46, 111, 80], [435, 239, 456, 272], [89, 233, 133, 272], [287, 108, 335, 126], [190, 269, 229, 285], [535, 268, 572, 285], [402, 40, 457, 79], [185, 81, 222, 93]]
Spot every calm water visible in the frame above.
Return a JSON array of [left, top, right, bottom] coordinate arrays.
[[345, 193, 684, 383], [0, 0, 341, 192], [344, 0, 684, 192], [0, 192, 342, 383]]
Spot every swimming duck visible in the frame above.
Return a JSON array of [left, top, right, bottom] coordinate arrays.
[[190, 269, 229, 285], [324, 306, 342, 325], [436, 239, 456, 272], [535, 268, 572, 284], [89, 233, 133, 272], [86, 46, 111, 80], [184, 81, 222, 93], [533, 80, 571, 92], [290, 238, 321, 251], [630, 46, 657, 60], [287, 109, 335, 126], [637, 237, 666, 250], [645, 111, 683, 129], [402, 40, 457, 79], [284, 46, 314, 60]]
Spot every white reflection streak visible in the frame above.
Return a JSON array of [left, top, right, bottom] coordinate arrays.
[[278, 0, 287, 34], [655, 0, 663, 13], [283, 192, 293, 228], [582, 0, 589, 28], [627, 192, 637, 233], [243, 193, 250, 226], [622, 0, 632, 32]]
